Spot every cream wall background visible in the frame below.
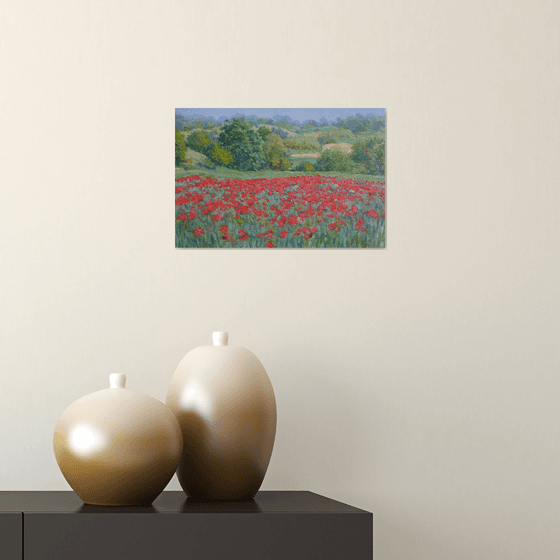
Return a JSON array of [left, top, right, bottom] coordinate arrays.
[[1, 0, 559, 558]]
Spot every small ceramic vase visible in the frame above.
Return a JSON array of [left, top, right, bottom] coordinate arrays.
[[166, 331, 277, 500], [53, 373, 183, 506]]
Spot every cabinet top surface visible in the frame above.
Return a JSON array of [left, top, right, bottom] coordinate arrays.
[[0, 491, 370, 514]]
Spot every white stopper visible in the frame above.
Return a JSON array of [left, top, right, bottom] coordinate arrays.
[[212, 331, 229, 346], [109, 373, 126, 388]]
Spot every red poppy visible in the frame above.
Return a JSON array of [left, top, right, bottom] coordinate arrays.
[[266, 241, 274, 248], [175, 174, 385, 247]]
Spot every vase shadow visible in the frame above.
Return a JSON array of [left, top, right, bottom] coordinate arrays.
[[181, 497, 261, 513], [76, 504, 158, 513]]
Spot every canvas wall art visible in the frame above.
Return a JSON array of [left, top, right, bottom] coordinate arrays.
[[175, 109, 385, 248]]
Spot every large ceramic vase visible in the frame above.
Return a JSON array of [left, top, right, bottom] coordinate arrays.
[[166, 331, 277, 500], [53, 373, 183, 506]]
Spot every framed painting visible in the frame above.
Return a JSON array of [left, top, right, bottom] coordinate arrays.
[[175, 109, 385, 248]]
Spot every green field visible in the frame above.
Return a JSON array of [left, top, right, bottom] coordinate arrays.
[[175, 166, 384, 183]]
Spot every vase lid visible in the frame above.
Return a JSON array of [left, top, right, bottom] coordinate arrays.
[[109, 373, 126, 388], [212, 331, 229, 346]]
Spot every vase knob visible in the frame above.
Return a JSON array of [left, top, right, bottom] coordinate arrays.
[[109, 373, 126, 388], [212, 331, 229, 346]]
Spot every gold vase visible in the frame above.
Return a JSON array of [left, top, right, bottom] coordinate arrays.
[[166, 332, 277, 500], [53, 373, 183, 506]]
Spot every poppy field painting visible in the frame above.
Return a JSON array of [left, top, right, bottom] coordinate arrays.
[[175, 109, 386, 248]]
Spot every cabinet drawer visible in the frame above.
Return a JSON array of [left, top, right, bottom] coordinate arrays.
[[0, 512, 21, 560], [24, 512, 372, 560]]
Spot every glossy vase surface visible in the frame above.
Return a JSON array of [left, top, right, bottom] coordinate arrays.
[[53, 373, 183, 506], [166, 332, 277, 500]]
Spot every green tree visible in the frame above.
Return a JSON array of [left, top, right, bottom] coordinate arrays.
[[209, 142, 233, 167], [373, 138, 385, 175], [257, 126, 272, 141], [264, 134, 290, 170], [271, 126, 289, 140], [217, 117, 265, 171], [351, 137, 385, 175], [175, 128, 186, 166], [315, 148, 356, 173], [292, 160, 315, 172], [186, 129, 212, 155], [318, 132, 336, 146], [343, 116, 367, 134]]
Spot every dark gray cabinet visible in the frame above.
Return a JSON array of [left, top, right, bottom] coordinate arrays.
[[0, 512, 21, 559], [0, 491, 372, 559]]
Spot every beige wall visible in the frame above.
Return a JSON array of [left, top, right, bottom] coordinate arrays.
[[1, 0, 560, 558]]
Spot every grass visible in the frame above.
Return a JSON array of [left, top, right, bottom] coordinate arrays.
[[175, 165, 384, 183]]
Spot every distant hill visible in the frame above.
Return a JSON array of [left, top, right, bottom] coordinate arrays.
[[175, 108, 385, 129]]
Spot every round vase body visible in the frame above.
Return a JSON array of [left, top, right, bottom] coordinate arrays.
[[166, 332, 277, 500], [53, 374, 183, 506]]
